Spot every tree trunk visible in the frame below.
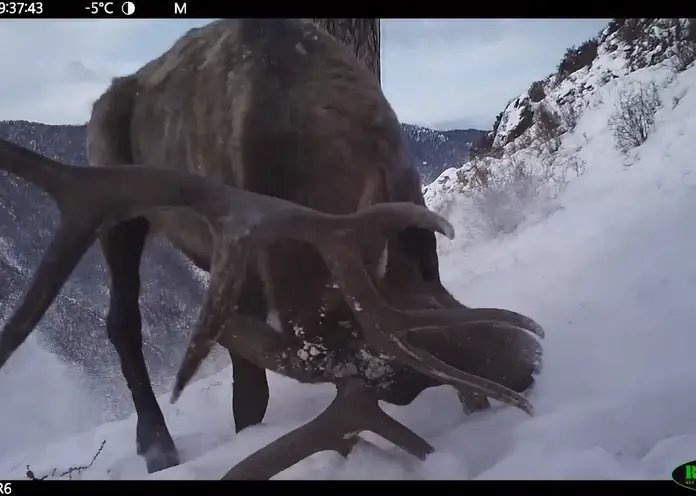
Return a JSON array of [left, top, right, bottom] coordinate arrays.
[[310, 18, 380, 82]]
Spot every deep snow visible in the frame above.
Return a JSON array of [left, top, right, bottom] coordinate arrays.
[[2, 38, 696, 481]]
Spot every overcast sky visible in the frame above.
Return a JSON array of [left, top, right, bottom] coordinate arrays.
[[0, 18, 609, 131]]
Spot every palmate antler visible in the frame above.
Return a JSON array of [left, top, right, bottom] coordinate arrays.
[[0, 138, 544, 479]]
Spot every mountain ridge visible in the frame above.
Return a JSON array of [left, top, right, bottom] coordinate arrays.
[[0, 119, 485, 183]]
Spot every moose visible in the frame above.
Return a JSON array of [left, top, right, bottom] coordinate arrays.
[[0, 19, 544, 479]]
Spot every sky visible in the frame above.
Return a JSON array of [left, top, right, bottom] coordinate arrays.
[[0, 19, 609, 130]]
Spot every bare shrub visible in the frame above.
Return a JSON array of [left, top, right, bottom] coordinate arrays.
[[454, 97, 588, 236], [541, 150, 586, 191], [557, 39, 599, 80], [608, 81, 662, 153], [527, 104, 559, 155], [529, 80, 546, 103], [456, 157, 492, 189], [531, 145, 586, 198], [26, 440, 106, 480], [557, 103, 580, 132], [466, 149, 586, 236], [535, 104, 561, 142], [472, 157, 541, 234]]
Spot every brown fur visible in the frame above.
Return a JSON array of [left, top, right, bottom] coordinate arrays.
[[89, 20, 459, 374], [89, 19, 439, 318], [85, 19, 468, 473]]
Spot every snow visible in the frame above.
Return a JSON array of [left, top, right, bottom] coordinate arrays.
[[2, 22, 696, 481]]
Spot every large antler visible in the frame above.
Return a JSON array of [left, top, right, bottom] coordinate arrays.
[[0, 138, 273, 368], [0, 139, 544, 479], [173, 203, 544, 413], [0, 138, 542, 406]]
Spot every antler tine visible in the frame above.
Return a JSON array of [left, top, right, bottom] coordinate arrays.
[[222, 379, 434, 480], [170, 234, 251, 402], [0, 140, 233, 369], [0, 137, 311, 224], [0, 140, 117, 367], [324, 245, 539, 414], [334, 244, 544, 413], [406, 307, 545, 339], [0, 139, 306, 370], [0, 222, 100, 368], [407, 320, 543, 392], [246, 201, 455, 251]]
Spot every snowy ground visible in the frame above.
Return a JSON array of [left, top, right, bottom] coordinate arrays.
[[1, 61, 696, 480]]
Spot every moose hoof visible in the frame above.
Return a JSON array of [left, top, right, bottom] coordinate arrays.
[[137, 427, 180, 473], [141, 444, 181, 473]]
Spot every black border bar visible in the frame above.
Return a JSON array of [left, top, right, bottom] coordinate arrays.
[[3, 5, 636, 18], [4, 1, 371, 18], [4, 1, 219, 18], [2, 480, 688, 495]]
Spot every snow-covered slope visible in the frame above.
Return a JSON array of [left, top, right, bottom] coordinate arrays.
[[424, 18, 695, 254], [2, 19, 696, 480]]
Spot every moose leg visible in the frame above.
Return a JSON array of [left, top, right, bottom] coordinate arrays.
[[227, 273, 269, 432], [100, 217, 179, 473], [229, 352, 270, 432], [227, 275, 269, 432]]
